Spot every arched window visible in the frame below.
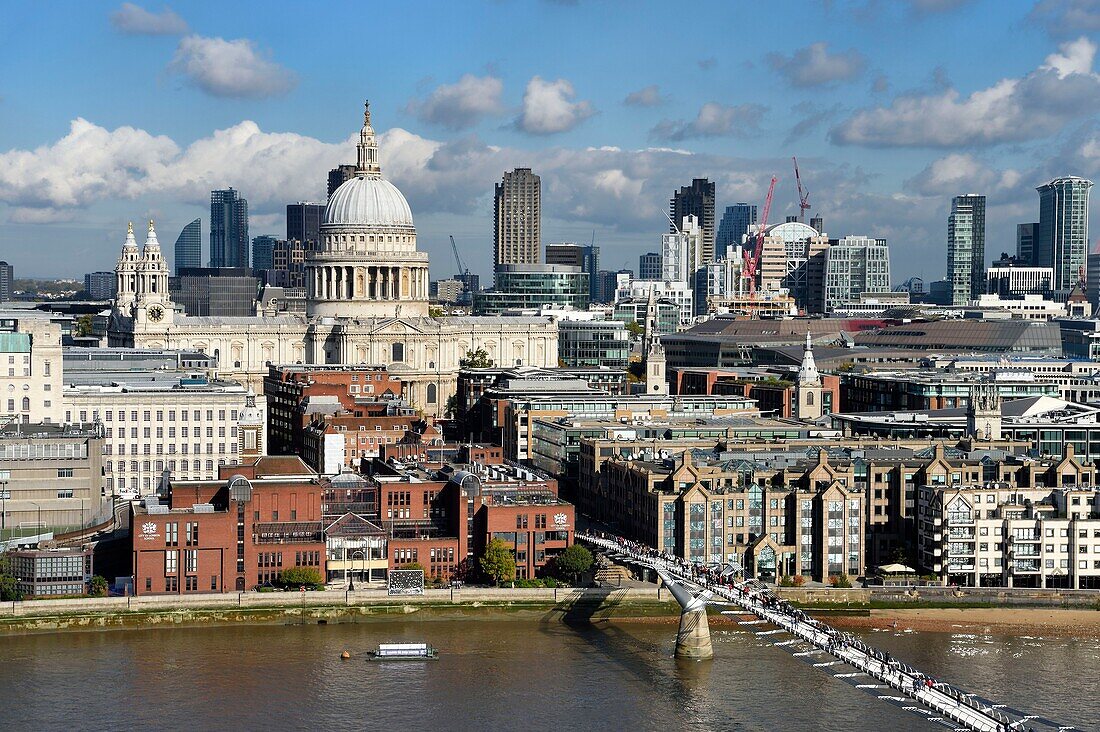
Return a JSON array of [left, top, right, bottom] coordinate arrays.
[[392, 342, 404, 363], [21, 396, 30, 411], [427, 384, 437, 404], [807, 392, 815, 406]]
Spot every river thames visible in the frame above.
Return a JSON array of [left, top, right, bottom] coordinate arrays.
[[2, 619, 1097, 731]]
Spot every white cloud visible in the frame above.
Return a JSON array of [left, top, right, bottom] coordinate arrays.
[[623, 85, 666, 107], [651, 102, 766, 141], [110, 3, 188, 35], [903, 153, 1021, 196], [515, 76, 595, 135], [831, 37, 1100, 147], [169, 35, 296, 99], [406, 74, 504, 130], [767, 43, 867, 87]]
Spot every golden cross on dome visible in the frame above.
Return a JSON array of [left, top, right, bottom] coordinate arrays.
[[148, 219, 155, 231], [127, 221, 133, 234]]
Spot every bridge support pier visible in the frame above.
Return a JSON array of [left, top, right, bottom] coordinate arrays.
[[675, 606, 713, 660]]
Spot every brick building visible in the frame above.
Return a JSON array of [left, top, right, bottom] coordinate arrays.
[[130, 456, 327, 594]]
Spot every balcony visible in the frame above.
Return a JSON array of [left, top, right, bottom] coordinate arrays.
[[945, 514, 974, 527]]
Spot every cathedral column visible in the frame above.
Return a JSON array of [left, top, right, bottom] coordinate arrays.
[[345, 266, 353, 299], [378, 267, 386, 299], [393, 267, 400, 299]]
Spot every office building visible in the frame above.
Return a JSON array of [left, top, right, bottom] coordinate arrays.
[[947, 194, 986, 305], [1017, 223, 1038, 265], [0, 261, 13, 302], [822, 236, 891, 313], [546, 243, 599, 299], [638, 252, 661, 280], [251, 235, 278, 272], [1036, 177, 1092, 291], [83, 271, 116, 300], [662, 214, 703, 284], [557, 319, 630, 369], [8, 546, 95, 597], [327, 164, 357, 200], [0, 422, 107, 538], [594, 269, 631, 304], [475, 265, 588, 315], [271, 239, 306, 289], [985, 255, 1053, 298], [173, 218, 202, 274], [671, 179, 716, 263], [210, 189, 249, 268], [715, 203, 757, 261], [494, 168, 541, 268], [431, 279, 465, 303], [169, 268, 259, 317], [286, 202, 325, 251]]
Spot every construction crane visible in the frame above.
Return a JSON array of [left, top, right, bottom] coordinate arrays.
[[449, 235, 469, 279], [793, 156, 810, 222], [742, 175, 778, 296]]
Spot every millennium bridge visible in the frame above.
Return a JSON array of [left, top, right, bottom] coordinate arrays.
[[579, 532, 1074, 732]]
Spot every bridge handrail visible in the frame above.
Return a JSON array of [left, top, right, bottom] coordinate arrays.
[[579, 531, 1057, 732]]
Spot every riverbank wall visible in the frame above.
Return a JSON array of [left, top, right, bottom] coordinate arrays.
[[776, 586, 1100, 609]]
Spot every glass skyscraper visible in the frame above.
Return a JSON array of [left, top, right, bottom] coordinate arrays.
[[173, 218, 201, 274], [671, 179, 716, 263], [1036, 177, 1092, 291], [947, 194, 985, 306], [210, 189, 249, 268], [251, 235, 279, 272], [715, 203, 757, 261]]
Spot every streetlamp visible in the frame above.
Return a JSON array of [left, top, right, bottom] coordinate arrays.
[[30, 502, 42, 541], [0, 480, 8, 538]]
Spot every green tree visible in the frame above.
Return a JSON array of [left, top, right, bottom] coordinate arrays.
[[279, 567, 323, 587], [89, 575, 108, 597], [460, 348, 494, 369], [444, 394, 459, 419], [624, 320, 644, 339], [428, 306, 445, 318], [480, 538, 516, 586], [400, 562, 426, 573], [0, 553, 22, 601], [551, 544, 593, 584], [73, 314, 95, 338]]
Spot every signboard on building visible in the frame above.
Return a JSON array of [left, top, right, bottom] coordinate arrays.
[[387, 568, 425, 596]]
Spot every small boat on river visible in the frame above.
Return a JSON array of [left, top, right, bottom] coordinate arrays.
[[367, 643, 439, 661]]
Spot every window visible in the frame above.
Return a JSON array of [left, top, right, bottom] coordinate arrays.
[[186, 522, 199, 546], [57, 489, 73, 499], [165, 550, 179, 574], [166, 522, 178, 547], [185, 550, 197, 573], [57, 468, 73, 478]]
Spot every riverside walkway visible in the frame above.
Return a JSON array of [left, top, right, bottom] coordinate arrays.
[[580, 532, 1074, 732]]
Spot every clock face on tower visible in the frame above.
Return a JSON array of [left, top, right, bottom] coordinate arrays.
[[147, 305, 164, 322]]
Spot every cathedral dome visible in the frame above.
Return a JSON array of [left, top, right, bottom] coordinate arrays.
[[324, 175, 414, 229]]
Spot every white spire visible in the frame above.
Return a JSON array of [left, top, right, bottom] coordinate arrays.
[[798, 330, 820, 385], [122, 221, 138, 251], [356, 100, 381, 177], [143, 219, 161, 252]]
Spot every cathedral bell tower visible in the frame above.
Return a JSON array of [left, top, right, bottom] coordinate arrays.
[[134, 220, 173, 329], [115, 222, 140, 316]]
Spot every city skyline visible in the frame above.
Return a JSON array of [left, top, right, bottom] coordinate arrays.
[[3, 1, 1100, 281]]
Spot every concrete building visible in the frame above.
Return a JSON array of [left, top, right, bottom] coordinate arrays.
[[494, 168, 541, 268], [430, 279, 465, 303], [840, 369, 1058, 413], [173, 218, 202, 274], [662, 214, 703, 285], [1036, 177, 1092, 291], [271, 238, 306, 289], [985, 256, 1053, 298], [715, 203, 756, 262], [210, 189, 249, 269], [8, 546, 94, 597], [638, 252, 661, 281], [251, 235, 278, 272], [671, 179, 716, 263], [83, 271, 117, 300], [755, 221, 829, 312], [823, 236, 891, 313], [947, 194, 986, 305], [0, 422, 108, 540], [286, 202, 325, 251], [169, 268, 259, 318], [557, 319, 630, 369], [327, 164, 357, 200], [615, 279, 694, 328]]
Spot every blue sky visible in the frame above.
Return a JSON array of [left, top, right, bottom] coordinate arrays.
[[2, 0, 1100, 282]]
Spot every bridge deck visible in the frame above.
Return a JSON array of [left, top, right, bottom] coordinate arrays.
[[581, 533, 1072, 732]]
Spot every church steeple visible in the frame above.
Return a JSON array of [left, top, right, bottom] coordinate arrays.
[[798, 331, 820, 386], [356, 100, 381, 177]]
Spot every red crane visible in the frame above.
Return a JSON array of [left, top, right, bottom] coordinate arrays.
[[742, 175, 777, 296], [793, 156, 810, 222]]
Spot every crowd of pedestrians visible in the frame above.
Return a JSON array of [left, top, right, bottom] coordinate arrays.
[[587, 532, 1027, 732]]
